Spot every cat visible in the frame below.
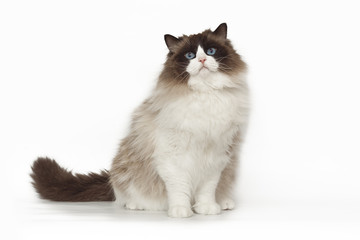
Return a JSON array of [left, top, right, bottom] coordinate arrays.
[[31, 23, 249, 218]]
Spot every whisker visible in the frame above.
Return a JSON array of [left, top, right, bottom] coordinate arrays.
[[174, 69, 189, 83], [216, 54, 235, 61], [218, 62, 233, 70]]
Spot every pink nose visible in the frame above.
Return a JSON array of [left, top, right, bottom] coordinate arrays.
[[199, 58, 207, 64]]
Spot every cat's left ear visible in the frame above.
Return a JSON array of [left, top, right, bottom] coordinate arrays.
[[164, 34, 180, 52], [213, 23, 227, 39]]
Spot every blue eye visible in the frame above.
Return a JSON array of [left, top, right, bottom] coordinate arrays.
[[206, 48, 216, 55], [185, 52, 196, 60]]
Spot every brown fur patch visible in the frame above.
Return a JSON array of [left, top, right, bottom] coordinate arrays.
[[31, 157, 115, 201]]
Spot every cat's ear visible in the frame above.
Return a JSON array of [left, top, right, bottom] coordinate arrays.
[[213, 23, 227, 39], [164, 34, 180, 52]]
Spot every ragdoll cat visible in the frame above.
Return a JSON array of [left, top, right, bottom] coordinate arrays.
[[31, 23, 249, 218]]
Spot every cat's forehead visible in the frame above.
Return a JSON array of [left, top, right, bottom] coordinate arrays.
[[176, 30, 225, 50]]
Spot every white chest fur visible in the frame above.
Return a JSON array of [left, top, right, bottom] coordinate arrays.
[[157, 86, 247, 137], [153, 82, 248, 182]]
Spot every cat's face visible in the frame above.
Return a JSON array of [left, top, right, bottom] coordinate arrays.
[[160, 23, 246, 91]]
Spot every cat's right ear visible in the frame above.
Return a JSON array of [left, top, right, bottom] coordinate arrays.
[[164, 34, 180, 52]]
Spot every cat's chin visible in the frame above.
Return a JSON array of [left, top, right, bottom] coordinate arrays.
[[194, 67, 218, 78], [198, 68, 211, 77], [187, 71, 236, 91]]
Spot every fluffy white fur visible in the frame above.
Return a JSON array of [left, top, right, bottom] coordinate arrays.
[[153, 80, 247, 217]]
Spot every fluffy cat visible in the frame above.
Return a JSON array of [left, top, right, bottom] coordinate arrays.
[[31, 23, 249, 218]]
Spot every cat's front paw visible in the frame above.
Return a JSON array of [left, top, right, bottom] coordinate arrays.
[[168, 205, 194, 218], [219, 198, 235, 210], [194, 202, 221, 215]]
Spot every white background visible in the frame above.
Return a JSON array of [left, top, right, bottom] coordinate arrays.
[[1, 0, 360, 239]]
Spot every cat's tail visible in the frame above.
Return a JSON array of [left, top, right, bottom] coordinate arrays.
[[30, 157, 115, 201]]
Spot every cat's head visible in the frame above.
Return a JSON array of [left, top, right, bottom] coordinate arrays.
[[159, 23, 246, 91]]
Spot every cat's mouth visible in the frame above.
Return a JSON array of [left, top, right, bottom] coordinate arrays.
[[200, 65, 209, 71], [197, 66, 210, 75], [199, 65, 218, 74], [188, 63, 218, 77]]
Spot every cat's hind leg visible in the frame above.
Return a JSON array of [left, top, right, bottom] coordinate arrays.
[[216, 159, 237, 210], [114, 185, 167, 211]]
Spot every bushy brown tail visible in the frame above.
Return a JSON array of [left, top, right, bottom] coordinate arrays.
[[30, 157, 115, 201]]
